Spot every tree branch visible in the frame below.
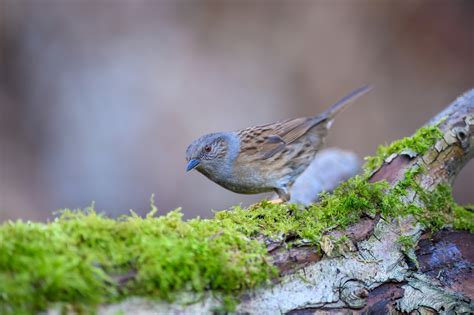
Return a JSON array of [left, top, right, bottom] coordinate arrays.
[[55, 89, 474, 315]]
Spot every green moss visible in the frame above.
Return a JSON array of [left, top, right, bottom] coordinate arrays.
[[1, 122, 472, 314], [0, 175, 400, 313], [0, 205, 274, 314], [383, 165, 470, 232], [364, 125, 443, 174], [218, 175, 396, 244], [397, 235, 419, 269], [388, 165, 470, 232], [453, 204, 474, 233], [422, 185, 474, 233], [397, 235, 416, 250]]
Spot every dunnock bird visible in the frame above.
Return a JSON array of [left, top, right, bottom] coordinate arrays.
[[186, 85, 371, 202]]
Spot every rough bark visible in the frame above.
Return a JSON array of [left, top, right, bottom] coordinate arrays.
[[81, 89, 474, 315]]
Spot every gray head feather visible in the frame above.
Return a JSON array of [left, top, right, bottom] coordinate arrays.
[[186, 132, 240, 181]]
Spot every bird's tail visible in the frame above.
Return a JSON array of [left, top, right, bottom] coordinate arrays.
[[321, 85, 373, 121]]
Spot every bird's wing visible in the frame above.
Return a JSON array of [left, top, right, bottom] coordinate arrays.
[[258, 85, 372, 159], [259, 116, 326, 159]]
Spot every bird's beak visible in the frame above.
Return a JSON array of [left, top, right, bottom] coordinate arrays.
[[186, 159, 200, 172]]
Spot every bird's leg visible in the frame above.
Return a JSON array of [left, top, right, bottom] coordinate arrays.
[[269, 198, 284, 204], [272, 187, 290, 204], [248, 187, 290, 208]]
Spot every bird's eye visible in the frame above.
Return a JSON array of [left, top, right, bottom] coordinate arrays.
[[204, 145, 212, 153]]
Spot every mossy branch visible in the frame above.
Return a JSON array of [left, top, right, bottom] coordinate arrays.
[[0, 89, 473, 314], [238, 89, 474, 314]]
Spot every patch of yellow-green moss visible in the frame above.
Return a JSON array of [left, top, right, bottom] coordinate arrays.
[[218, 176, 397, 244], [452, 204, 474, 233], [397, 235, 417, 251], [364, 124, 444, 174], [0, 173, 405, 313], [0, 203, 274, 314], [0, 177, 394, 314], [1, 123, 472, 314], [397, 234, 419, 269], [390, 166, 473, 232]]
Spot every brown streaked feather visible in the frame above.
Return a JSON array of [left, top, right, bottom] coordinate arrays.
[[236, 117, 324, 161], [259, 117, 325, 159], [273, 117, 322, 143], [261, 142, 286, 160], [255, 85, 372, 159]]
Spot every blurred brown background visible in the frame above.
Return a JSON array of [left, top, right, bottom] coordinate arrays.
[[0, 0, 473, 222]]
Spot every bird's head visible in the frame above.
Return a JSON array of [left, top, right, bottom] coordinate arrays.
[[185, 132, 236, 178]]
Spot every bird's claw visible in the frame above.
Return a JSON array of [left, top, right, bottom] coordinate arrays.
[[269, 198, 284, 204]]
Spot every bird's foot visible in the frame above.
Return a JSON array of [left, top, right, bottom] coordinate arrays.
[[248, 198, 285, 210], [269, 198, 284, 204]]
